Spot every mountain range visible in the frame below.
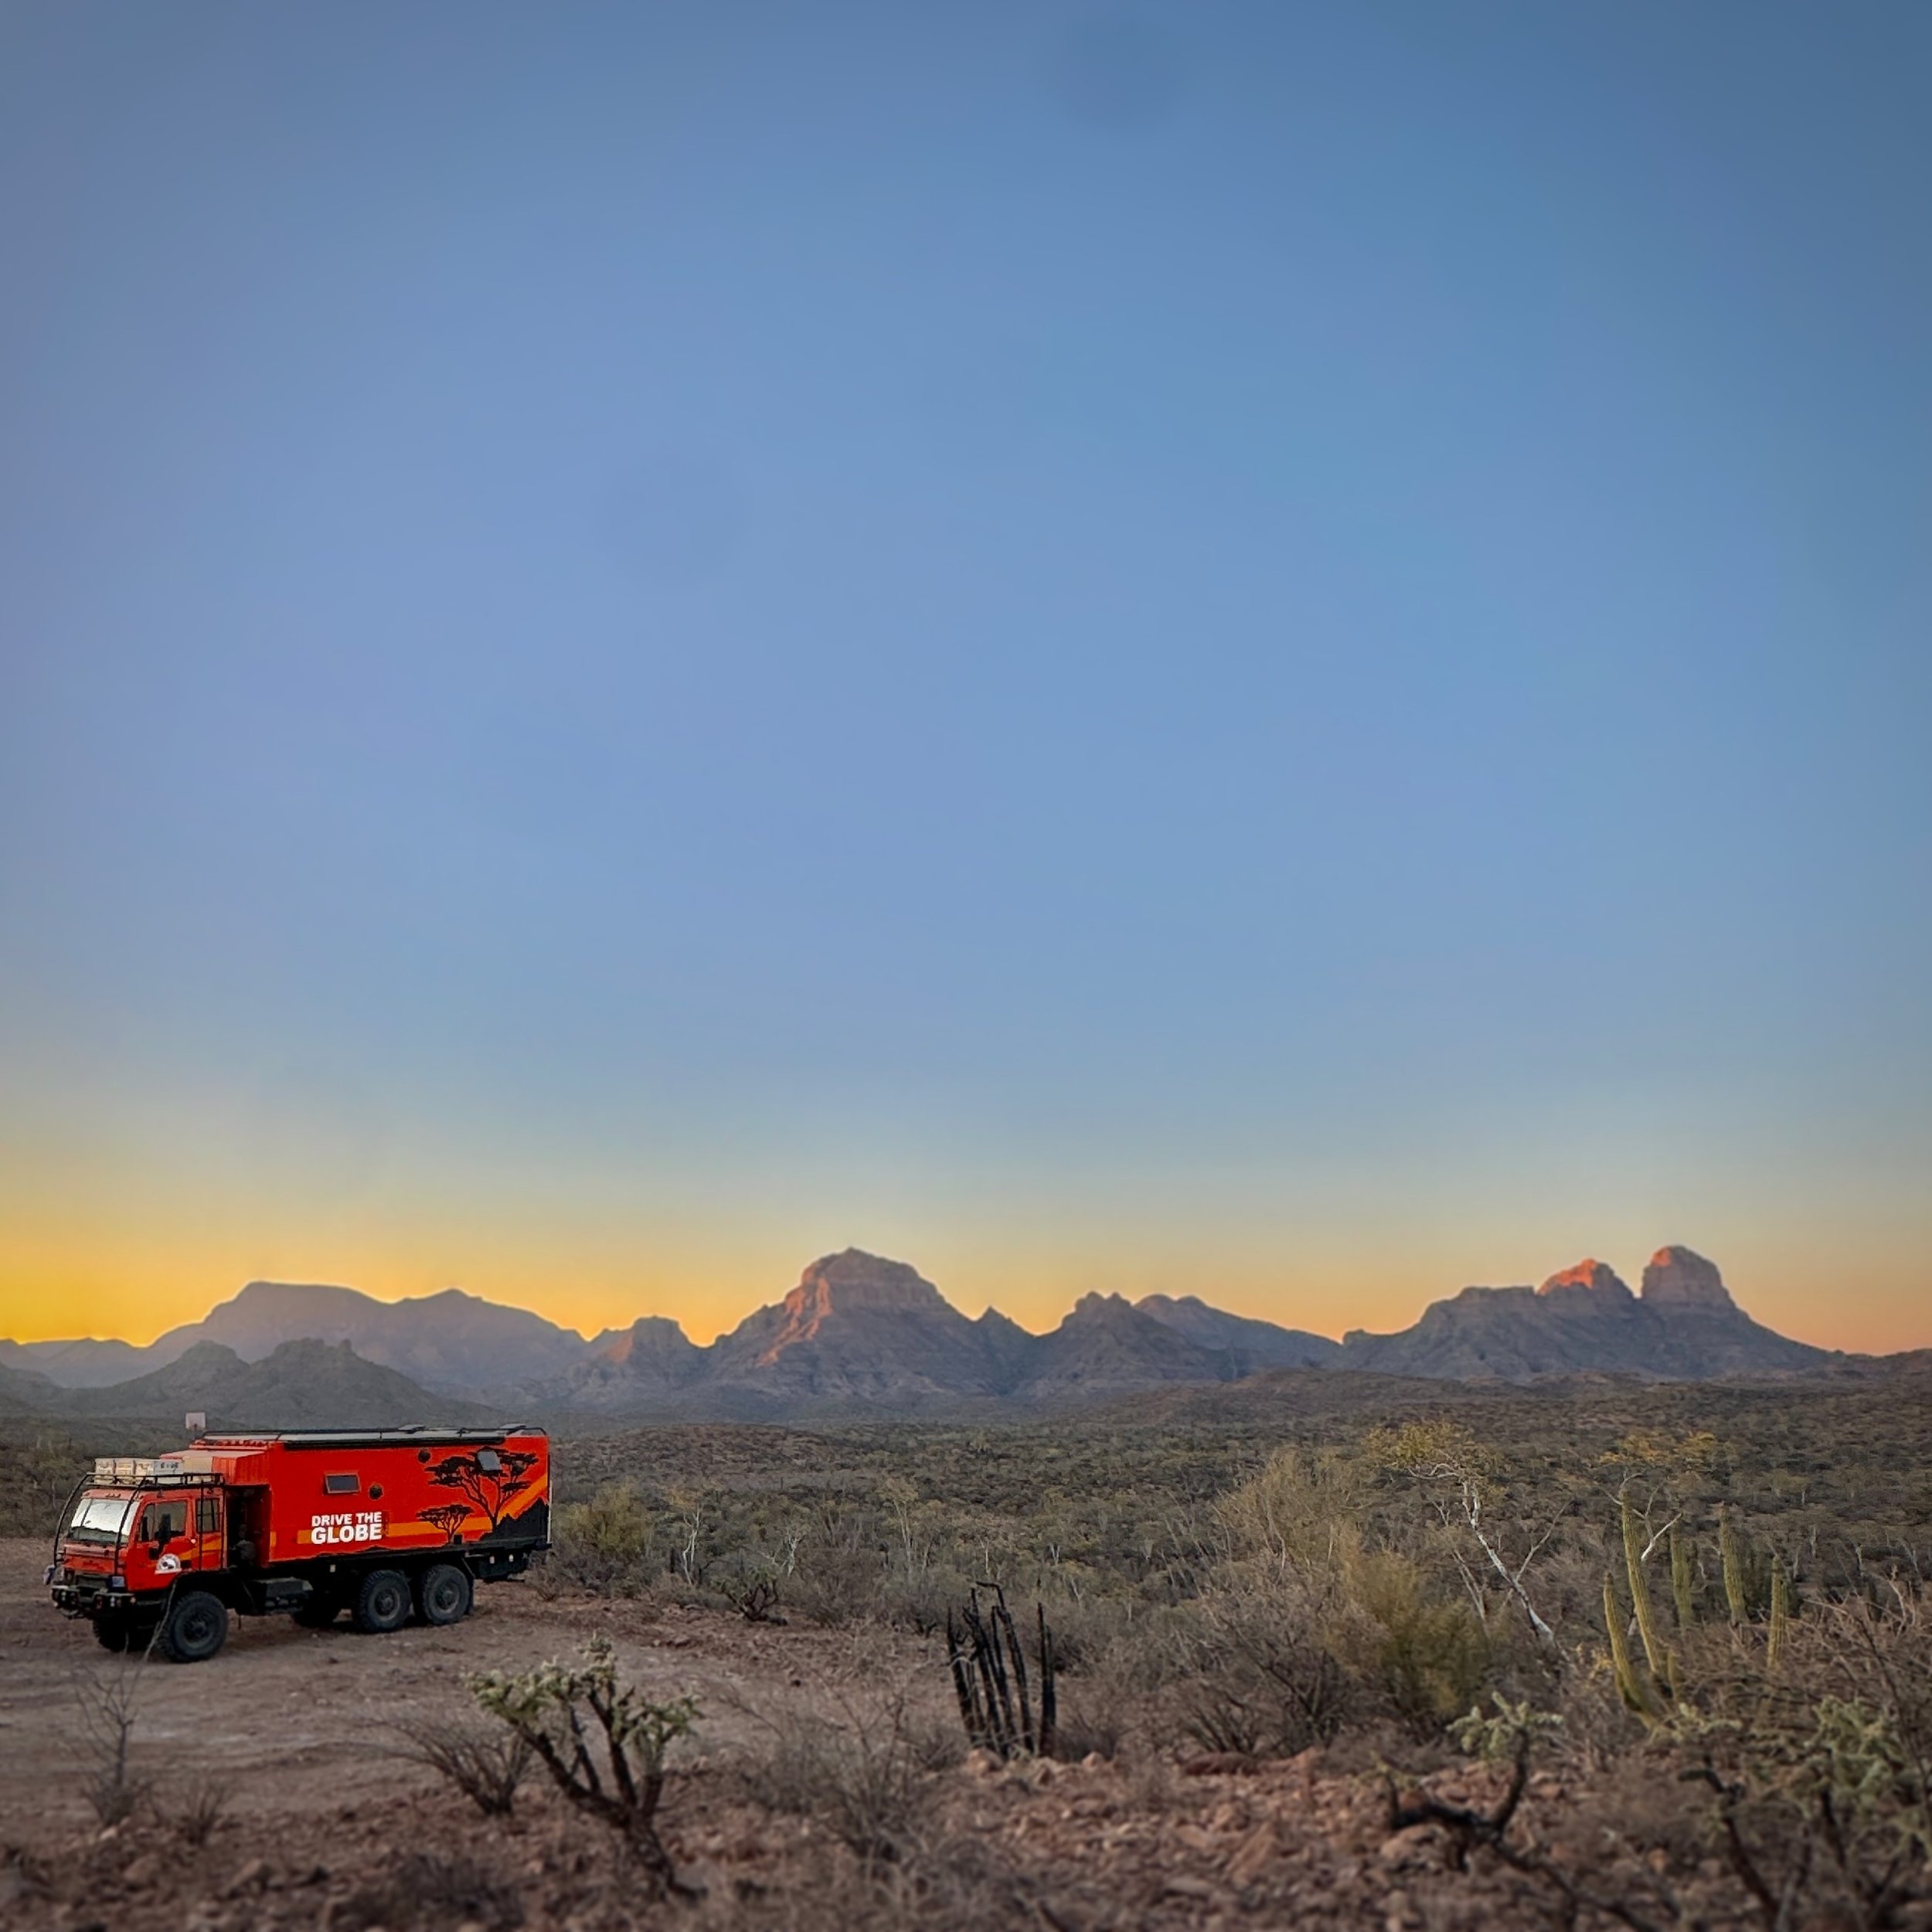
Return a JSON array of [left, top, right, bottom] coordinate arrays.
[[0, 1243, 1855, 1427]]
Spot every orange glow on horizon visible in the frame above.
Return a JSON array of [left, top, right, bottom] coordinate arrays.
[[2, 1223, 1926, 1360]]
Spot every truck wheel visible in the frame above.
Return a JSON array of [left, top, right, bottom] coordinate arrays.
[[353, 1569, 412, 1634], [94, 1616, 131, 1652], [158, 1590, 230, 1664], [417, 1563, 473, 1625]]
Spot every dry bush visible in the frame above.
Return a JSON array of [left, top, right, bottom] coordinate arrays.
[[159, 1774, 233, 1846], [786, 1540, 883, 1627], [1044, 1693, 1123, 1763], [335, 1851, 523, 1932], [1162, 1583, 1364, 1758], [73, 1660, 150, 1825], [879, 1570, 974, 1638], [740, 1692, 961, 1869], [1215, 1444, 1368, 1575], [1030, 1592, 1133, 1676], [386, 1718, 532, 1817], [713, 1551, 789, 1624]]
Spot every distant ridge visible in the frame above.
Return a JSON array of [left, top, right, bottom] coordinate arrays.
[[12, 1338, 487, 1429], [6, 1281, 590, 1397], [1336, 1247, 1832, 1382], [0, 1243, 1859, 1423]]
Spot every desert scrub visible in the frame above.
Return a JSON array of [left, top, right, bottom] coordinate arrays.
[[740, 1690, 961, 1869], [473, 1636, 699, 1895], [386, 1718, 532, 1817], [553, 1482, 657, 1592]]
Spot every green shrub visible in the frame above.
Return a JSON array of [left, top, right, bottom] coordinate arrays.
[[553, 1483, 655, 1591]]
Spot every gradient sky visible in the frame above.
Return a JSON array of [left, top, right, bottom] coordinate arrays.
[[2, 4, 1929, 1354]]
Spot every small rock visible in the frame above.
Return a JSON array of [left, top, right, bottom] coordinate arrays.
[[965, 1747, 1002, 1777], [1162, 1875, 1217, 1900], [1080, 1751, 1106, 1770], [1227, 1822, 1278, 1888], [229, 1858, 270, 1894], [1181, 1751, 1259, 1777]]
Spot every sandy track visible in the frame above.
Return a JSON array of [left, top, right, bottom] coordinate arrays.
[[0, 1539, 889, 1836]]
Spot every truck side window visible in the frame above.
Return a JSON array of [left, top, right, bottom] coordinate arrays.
[[196, 1495, 221, 1534], [140, 1502, 185, 1540], [323, 1474, 360, 1495]]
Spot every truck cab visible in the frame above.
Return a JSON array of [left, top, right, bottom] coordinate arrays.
[[49, 1461, 236, 1656]]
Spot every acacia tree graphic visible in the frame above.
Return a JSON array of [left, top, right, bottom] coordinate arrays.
[[425, 1450, 540, 1535], [422, 1503, 471, 1543]]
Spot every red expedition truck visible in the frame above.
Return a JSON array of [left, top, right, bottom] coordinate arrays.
[[47, 1427, 551, 1662]]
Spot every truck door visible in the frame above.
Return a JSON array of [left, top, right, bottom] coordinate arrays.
[[126, 1492, 196, 1589], [193, 1487, 226, 1573]]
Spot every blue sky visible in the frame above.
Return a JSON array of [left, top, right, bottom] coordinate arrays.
[[2, 4, 1928, 1348]]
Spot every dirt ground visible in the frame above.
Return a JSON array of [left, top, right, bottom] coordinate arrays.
[[0, 1539, 1624, 1930]]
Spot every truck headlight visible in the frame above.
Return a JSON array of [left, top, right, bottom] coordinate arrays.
[[110, 1573, 126, 1590]]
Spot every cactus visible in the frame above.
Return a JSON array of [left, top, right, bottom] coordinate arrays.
[[1620, 1489, 1665, 1675], [1719, 1505, 1749, 1626], [1669, 1521, 1695, 1630], [1768, 1558, 1791, 1669], [1604, 1573, 1664, 1723]]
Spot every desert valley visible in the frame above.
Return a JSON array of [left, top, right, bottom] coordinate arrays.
[[3, 1247, 1930, 1931]]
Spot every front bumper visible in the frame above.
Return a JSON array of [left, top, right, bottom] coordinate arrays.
[[50, 1579, 138, 1617]]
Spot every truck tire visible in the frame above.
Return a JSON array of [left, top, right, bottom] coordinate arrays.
[[94, 1615, 131, 1652], [417, 1563, 473, 1625], [158, 1590, 230, 1664], [354, 1569, 413, 1634]]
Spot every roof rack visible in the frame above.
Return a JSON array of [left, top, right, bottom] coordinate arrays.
[[91, 1456, 225, 1487], [192, 1426, 545, 1448]]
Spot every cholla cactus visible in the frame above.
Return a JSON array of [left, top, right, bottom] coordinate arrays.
[[1450, 1695, 1563, 1764], [472, 1636, 698, 1893]]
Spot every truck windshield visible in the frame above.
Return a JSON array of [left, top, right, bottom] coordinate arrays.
[[66, 1494, 136, 1544]]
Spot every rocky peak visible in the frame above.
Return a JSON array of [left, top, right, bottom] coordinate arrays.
[[753, 1250, 956, 1360], [600, 1315, 699, 1367], [1068, 1291, 1137, 1323], [1641, 1246, 1736, 1312], [784, 1250, 948, 1318], [1536, 1259, 1633, 1301]]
